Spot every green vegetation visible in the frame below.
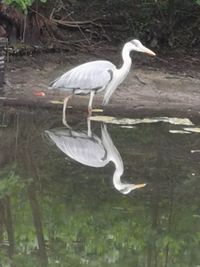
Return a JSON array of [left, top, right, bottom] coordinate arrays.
[[0, 0, 200, 49], [0, 108, 200, 266], [3, 0, 47, 11]]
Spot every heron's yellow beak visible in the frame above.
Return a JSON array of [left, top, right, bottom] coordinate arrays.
[[132, 183, 147, 189]]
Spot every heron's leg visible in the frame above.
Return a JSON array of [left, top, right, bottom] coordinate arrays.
[[88, 90, 95, 117], [87, 117, 92, 137], [62, 95, 72, 128]]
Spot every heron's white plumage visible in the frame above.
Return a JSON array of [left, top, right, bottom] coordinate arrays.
[[45, 128, 108, 167], [49, 39, 155, 121], [45, 123, 146, 194], [49, 60, 116, 94]]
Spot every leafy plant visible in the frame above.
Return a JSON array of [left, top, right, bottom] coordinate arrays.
[[3, 0, 47, 11]]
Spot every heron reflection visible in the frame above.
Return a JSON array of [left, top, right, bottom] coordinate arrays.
[[45, 120, 146, 194]]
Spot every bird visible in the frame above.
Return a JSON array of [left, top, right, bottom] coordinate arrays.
[[49, 39, 156, 126], [45, 119, 146, 194]]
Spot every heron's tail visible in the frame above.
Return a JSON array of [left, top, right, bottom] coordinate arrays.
[[102, 80, 118, 106], [102, 89, 114, 106], [48, 79, 57, 89], [48, 74, 63, 89]]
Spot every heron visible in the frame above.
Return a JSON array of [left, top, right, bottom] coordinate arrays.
[[45, 120, 146, 194], [49, 39, 156, 126]]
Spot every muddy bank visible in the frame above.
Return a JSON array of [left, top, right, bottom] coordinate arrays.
[[1, 47, 200, 120]]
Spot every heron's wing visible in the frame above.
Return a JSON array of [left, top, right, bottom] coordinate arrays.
[[49, 60, 116, 93], [45, 128, 107, 167]]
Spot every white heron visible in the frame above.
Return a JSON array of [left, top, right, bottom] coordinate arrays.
[[49, 39, 156, 125], [45, 121, 146, 194]]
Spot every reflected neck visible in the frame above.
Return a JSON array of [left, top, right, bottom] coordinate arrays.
[[112, 161, 124, 192]]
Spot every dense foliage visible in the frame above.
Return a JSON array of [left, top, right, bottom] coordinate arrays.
[[0, 0, 200, 49]]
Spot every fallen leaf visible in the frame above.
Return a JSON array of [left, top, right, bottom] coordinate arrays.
[[183, 127, 200, 133], [92, 109, 103, 112], [169, 130, 191, 134], [191, 150, 200, 153], [50, 100, 63, 104], [90, 116, 194, 126], [120, 126, 135, 129]]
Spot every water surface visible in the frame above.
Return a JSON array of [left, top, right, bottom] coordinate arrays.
[[0, 108, 200, 267]]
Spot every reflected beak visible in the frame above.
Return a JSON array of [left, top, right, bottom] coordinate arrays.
[[132, 183, 147, 189], [141, 46, 156, 56]]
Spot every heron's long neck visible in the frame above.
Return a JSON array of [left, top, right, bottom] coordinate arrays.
[[102, 42, 133, 105], [117, 42, 133, 79], [112, 158, 124, 192]]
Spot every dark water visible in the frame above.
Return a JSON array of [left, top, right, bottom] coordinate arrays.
[[0, 108, 200, 267]]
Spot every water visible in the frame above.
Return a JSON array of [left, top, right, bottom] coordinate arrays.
[[0, 107, 200, 267]]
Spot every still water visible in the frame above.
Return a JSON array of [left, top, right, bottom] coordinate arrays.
[[0, 108, 200, 267]]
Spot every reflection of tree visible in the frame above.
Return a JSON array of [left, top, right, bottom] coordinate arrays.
[[4, 196, 15, 265], [0, 108, 200, 267], [0, 109, 51, 266], [22, 122, 48, 267], [27, 185, 48, 267], [0, 201, 3, 242], [0, 197, 15, 267]]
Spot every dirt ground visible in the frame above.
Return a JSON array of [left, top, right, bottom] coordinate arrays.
[[1, 45, 200, 121]]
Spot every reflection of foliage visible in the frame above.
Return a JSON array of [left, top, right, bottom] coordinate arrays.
[[39, 186, 200, 267], [0, 167, 23, 198], [0, 109, 200, 266]]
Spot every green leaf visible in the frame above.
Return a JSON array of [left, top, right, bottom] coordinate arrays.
[[2, 0, 48, 11]]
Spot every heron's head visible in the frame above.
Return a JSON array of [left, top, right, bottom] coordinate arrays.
[[129, 39, 156, 56], [112, 162, 146, 195], [119, 183, 146, 195]]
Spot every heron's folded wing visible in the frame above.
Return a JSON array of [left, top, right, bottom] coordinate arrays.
[[49, 60, 115, 92], [46, 129, 107, 167]]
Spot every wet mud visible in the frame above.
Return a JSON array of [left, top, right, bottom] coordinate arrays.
[[2, 47, 200, 119]]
